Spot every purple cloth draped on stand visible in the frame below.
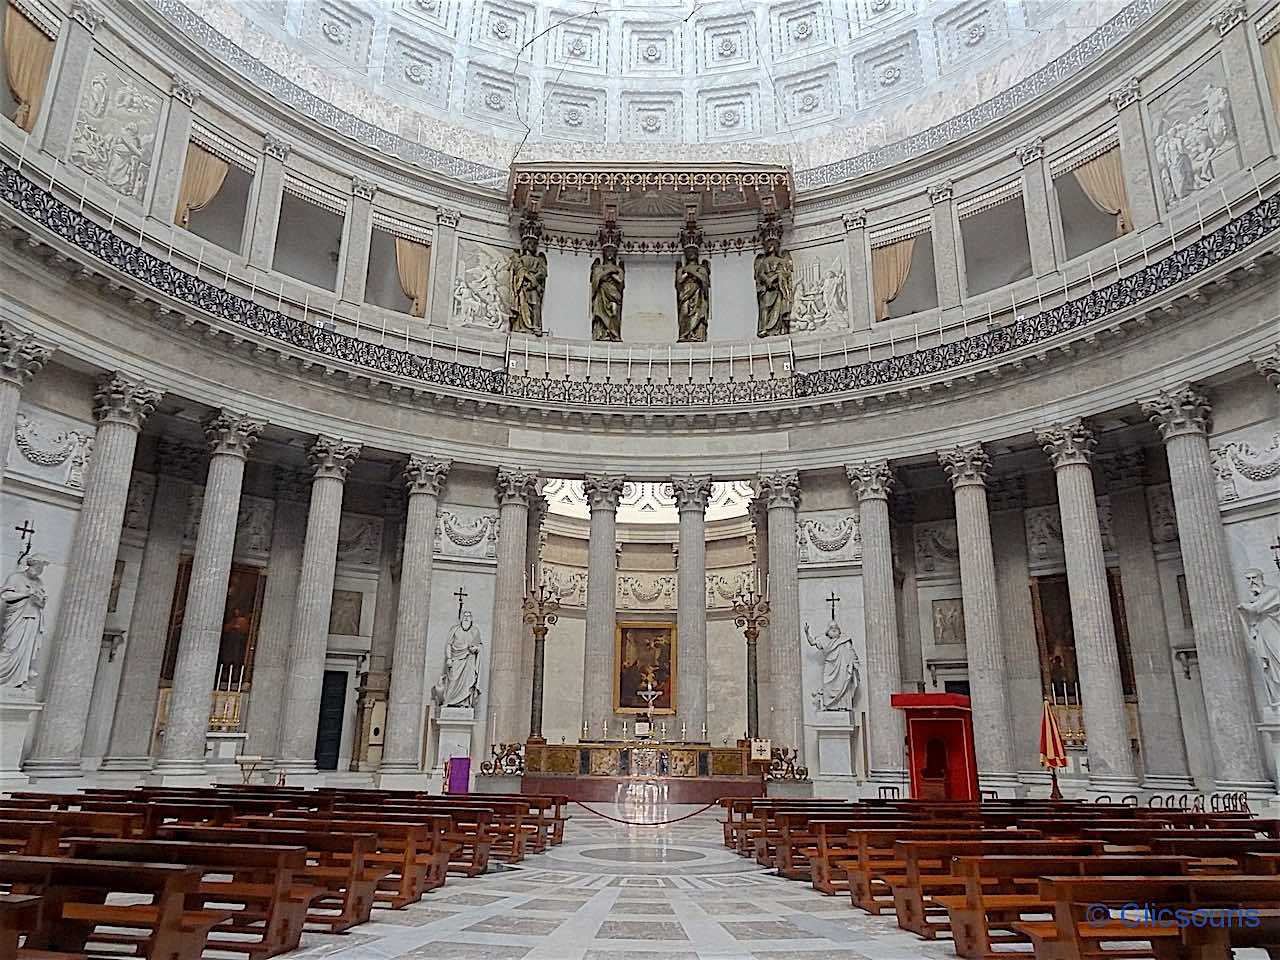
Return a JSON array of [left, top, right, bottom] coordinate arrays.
[[445, 756, 470, 794]]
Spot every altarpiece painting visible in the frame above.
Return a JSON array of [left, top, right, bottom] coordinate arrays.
[[614, 621, 676, 715], [1030, 569, 1136, 697], [162, 560, 267, 683]]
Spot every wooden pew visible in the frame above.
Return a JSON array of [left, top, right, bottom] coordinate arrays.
[[0, 894, 39, 960], [157, 825, 383, 933], [0, 854, 229, 960], [326, 802, 492, 876], [0, 822, 58, 857], [0, 808, 142, 839], [65, 837, 316, 959]]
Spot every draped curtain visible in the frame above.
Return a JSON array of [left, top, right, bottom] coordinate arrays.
[[395, 237, 431, 317], [871, 236, 916, 321], [174, 143, 229, 228], [4, 3, 54, 133], [1263, 32, 1280, 121], [1072, 148, 1132, 237]]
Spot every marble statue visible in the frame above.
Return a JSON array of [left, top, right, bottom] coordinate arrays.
[[590, 244, 625, 342], [0, 554, 49, 692], [433, 611, 483, 709], [805, 618, 860, 711], [1239, 568, 1280, 709], [674, 248, 711, 343], [510, 216, 547, 336], [754, 233, 793, 338]]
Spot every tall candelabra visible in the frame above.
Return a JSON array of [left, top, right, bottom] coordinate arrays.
[[522, 579, 560, 744], [732, 585, 770, 739]]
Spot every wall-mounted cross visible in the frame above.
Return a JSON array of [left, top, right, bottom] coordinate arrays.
[[14, 520, 34, 562], [454, 585, 468, 621], [826, 591, 840, 621]]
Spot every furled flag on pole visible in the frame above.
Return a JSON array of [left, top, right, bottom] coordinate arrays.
[[1039, 699, 1069, 800]]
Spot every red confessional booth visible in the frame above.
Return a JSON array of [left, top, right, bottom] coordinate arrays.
[[890, 692, 980, 801]]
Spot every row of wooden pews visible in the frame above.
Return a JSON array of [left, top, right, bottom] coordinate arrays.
[[0, 783, 569, 959], [720, 795, 1280, 959]]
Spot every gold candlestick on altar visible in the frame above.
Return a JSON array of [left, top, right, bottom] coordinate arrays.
[[732, 585, 771, 739]]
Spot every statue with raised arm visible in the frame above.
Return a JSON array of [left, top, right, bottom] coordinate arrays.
[[805, 618, 859, 711], [1239, 568, 1280, 710], [0, 554, 48, 693], [432, 611, 483, 709], [590, 221, 625, 342], [754, 220, 793, 338], [510, 209, 547, 336], [675, 211, 710, 342]]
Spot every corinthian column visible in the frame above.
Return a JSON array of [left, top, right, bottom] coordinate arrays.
[[26, 373, 162, 777], [1142, 384, 1269, 790], [379, 456, 450, 786], [847, 460, 905, 786], [1256, 350, 1280, 394], [275, 436, 361, 780], [488, 468, 537, 745], [759, 472, 803, 757], [0, 326, 52, 504], [582, 475, 624, 732], [154, 411, 264, 782], [938, 444, 1018, 794], [673, 476, 711, 738], [1036, 419, 1138, 793], [1099, 448, 1194, 791], [101, 440, 202, 771]]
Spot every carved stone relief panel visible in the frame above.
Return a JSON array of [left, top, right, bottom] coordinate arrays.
[[542, 562, 587, 606], [706, 566, 754, 608], [470, 0, 535, 55], [797, 510, 862, 566], [621, 21, 681, 75], [543, 83, 607, 142], [932, 597, 967, 646], [617, 573, 677, 610], [695, 14, 756, 74], [69, 52, 161, 203], [9, 407, 95, 491], [697, 84, 761, 142], [1146, 483, 1179, 543], [300, 0, 375, 70], [452, 238, 514, 330], [1210, 431, 1280, 504], [1148, 54, 1241, 207], [933, 0, 1009, 70], [233, 496, 275, 560], [462, 64, 529, 129], [548, 13, 606, 73], [434, 506, 500, 562], [384, 30, 453, 109], [789, 246, 849, 332], [777, 65, 839, 128], [124, 472, 156, 532], [336, 512, 383, 566], [913, 520, 959, 576], [852, 30, 923, 109], [621, 91, 684, 142], [769, 0, 831, 61], [1025, 498, 1116, 569]]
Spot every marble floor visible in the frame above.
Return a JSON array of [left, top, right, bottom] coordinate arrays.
[[273, 802, 981, 960]]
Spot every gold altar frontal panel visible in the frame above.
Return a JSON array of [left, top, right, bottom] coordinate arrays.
[[525, 741, 750, 779]]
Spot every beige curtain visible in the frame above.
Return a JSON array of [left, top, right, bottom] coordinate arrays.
[[174, 143, 229, 227], [395, 236, 431, 317], [1072, 148, 1132, 237], [872, 236, 916, 321], [4, 3, 54, 133], [1263, 33, 1280, 121]]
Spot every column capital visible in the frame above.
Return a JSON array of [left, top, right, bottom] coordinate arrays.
[[583, 474, 625, 510], [939, 442, 991, 488], [1254, 348, 1280, 393], [204, 410, 265, 460], [169, 75, 198, 107], [1140, 383, 1212, 440], [846, 460, 894, 501], [1210, 0, 1246, 35], [94, 373, 162, 429], [1109, 77, 1141, 111], [928, 181, 954, 204], [69, 0, 103, 32], [1037, 418, 1097, 468], [274, 465, 311, 502], [496, 467, 539, 505], [758, 471, 799, 509], [404, 454, 450, 496], [262, 133, 291, 162], [1098, 447, 1148, 492], [352, 176, 378, 201], [437, 207, 462, 228], [986, 476, 1026, 511], [0, 326, 53, 388], [156, 437, 204, 482], [842, 209, 868, 232], [1016, 137, 1045, 165], [671, 475, 712, 512], [307, 435, 361, 480]]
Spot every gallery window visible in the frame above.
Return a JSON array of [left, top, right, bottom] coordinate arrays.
[[1, 2, 54, 132]]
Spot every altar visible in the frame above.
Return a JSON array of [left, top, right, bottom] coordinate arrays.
[[520, 739, 764, 803]]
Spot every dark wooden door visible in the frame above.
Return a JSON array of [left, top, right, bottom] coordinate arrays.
[[314, 670, 348, 771]]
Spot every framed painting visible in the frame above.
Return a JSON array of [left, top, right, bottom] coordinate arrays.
[[614, 621, 677, 715]]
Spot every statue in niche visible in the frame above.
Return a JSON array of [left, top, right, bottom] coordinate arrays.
[[0, 554, 49, 693], [431, 610, 483, 709], [509, 209, 547, 336], [805, 618, 860, 711], [754, 217, 793, 338], [674, 210, 710, 343], [1239, 568, 1280, 710], [590, 221, 625, 342]]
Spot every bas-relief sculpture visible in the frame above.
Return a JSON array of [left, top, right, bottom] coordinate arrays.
[[1210, 432, 1280, 503], [336, 513, 383, 566], [69, 53, 161, 203], [328, 589, 363, 636], [789, 252, 848, 333], [431, 610, 483, 709], [1239, 569, 1280, 711], [913, 521, 960, 574], [1149, 55, 1240, 206], [590, 233, 625, 342], [797, 514, 861, 565], [805, 617, 860, 711], [0, 554, 48, 693], [124, 473, 156, 532], [509, 211, 547, 336], [13, 412, 94, 490], [433, 510, 499, 561], [932, 597, 966, 646], [754, 229, 794, 338], [453, 239, 514, 330]]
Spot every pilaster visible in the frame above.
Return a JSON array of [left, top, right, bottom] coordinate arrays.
[[928, 182, 962, 310], [39, 0, 101, 157], [841, 210, 872, 332], [1017, 138, 1057, 278], [340, 177, 377, 305], [247, 135, 290, 272], [429, 208, 461, 328], [150, 76, 199, 221], [1109, 78, 1159, 231]]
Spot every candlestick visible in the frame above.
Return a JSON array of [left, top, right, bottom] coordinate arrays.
[[700, 722, 707, 741]]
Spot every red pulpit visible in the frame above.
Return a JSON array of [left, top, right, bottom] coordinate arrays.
[[890, 692, 980, 801]]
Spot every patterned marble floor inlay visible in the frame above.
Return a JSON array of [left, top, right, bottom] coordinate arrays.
[[271, 803, 983, 960]]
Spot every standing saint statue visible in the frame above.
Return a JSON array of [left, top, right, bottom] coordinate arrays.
[[590, 225, 625, 342], [432, 610, 484, 709], [509, 211, 547, 336], [1239, 568, 1280, 709], [674, 219, 710, 343], [805, 618, 860, 711], [0, 554, 48, 692], [754, 226, 794, 338]]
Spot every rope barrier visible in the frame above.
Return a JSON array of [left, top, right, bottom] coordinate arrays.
[[569, 799, 719, 826]]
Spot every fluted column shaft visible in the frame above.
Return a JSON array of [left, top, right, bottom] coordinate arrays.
[[27, 373, 161, 776], [276, 437, 361, 776], [156, 412, 263, 777], [582, 475, 623, 731], [848, 461, 904, 783], [760, 472, 802, 758], [242, 470, 308, 760], [1038, 420, 1137, 789], [940, 445, 1017, 789], [674, 477, 711, 737], [1143, 386, 1268, 788], [102, 444, 201, 769], [380, 457, 450, 778], [488, 469, 536, 745]]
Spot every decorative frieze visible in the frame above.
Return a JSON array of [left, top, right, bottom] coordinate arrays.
[[1209, 433, 1280, 503], [618, 574, 676, 609], [433, 508, 499, 560], [797, 513, 861, 565], [913, 520, 959, 575], [1024, 499, 1116, 566], [12, 411, 93, 488]]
